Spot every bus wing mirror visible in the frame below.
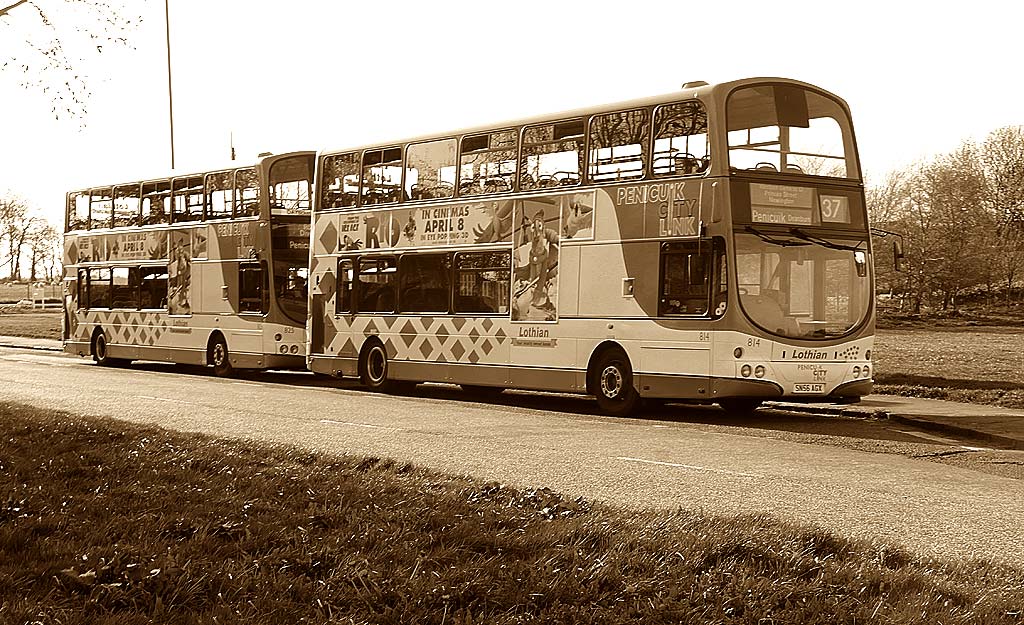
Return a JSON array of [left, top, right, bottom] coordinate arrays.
[[892, 239, 905, 272], [854, 250, 868, 278]]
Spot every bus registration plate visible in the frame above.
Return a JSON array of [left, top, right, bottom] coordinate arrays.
[[793, 383, 825, 393]]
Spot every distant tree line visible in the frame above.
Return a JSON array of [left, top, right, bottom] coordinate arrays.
[[0, 192, 60, 282], [868, 126, 1024, 313]]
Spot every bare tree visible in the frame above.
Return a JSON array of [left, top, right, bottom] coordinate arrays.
[[0, 194, 30, 279], [867, 169, 914, 305], [980, 126, 1024, 303], [0, 0, 139, 120], [868, 135, 1011, 311], [26, 218, 58, 281], [0, 192, 59, 281]]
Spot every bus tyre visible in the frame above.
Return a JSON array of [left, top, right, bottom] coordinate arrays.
[[718, 398, 763, 415], [592, 349, 639, 417], [210, 336, 234, 377], [93, 330, 112, 366], [360, 341, 395, 392]]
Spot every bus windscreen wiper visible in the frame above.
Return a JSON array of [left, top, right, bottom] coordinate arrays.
[[788, 227, 866, 252], [744, 226, 808, 247]]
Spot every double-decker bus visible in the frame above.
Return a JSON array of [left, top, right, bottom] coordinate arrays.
[[63, 151, 314, 375], [306, 77, 874, 416]]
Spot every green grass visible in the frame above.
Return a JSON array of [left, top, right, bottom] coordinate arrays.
[[2, 402, 1022, 624]]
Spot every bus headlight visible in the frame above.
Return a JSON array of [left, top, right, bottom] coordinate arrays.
[[862, 365, 870, 378], [754, 365, 765, 378], [741, 364, 752, 377], [853, 366, 861, 378]]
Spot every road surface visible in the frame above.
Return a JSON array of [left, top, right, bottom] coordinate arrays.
[[1, 347, 1022, 566]]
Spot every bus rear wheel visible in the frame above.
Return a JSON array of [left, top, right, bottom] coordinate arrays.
[[360, 341, 396, 393], [93, 330, 112, 366], [592, 349, 639, 417], [209, 335, 234, 377]]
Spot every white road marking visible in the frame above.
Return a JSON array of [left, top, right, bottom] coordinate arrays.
[[896, 430, 992, 451], [1, 354, 80, 366], [135, 395, 197, 405], [615, 456, 761, 478], [321, 419, 401, 432]]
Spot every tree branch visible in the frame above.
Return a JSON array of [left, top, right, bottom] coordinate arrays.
[[0, 0, 31, 19]]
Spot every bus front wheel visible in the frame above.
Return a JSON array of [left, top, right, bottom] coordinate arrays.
[[592, 349, 639, 417]]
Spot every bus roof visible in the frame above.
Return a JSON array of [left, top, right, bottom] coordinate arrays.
[[67, 150, 317, 195], [318, 76, 848, 157]]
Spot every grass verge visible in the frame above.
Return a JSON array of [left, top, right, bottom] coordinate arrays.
[[0, 308, 61, 340], [873, 327, 1024, 409], [2, 402, 1022, 624]]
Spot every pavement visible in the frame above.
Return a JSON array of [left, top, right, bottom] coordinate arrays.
[[2, 334, 1023, 451]]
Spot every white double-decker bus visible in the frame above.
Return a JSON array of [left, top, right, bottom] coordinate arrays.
[[306, 77, 874, 416], [63, 151, 314, 375]]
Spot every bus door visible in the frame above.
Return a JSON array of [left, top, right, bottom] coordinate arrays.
[[640, 238, 724, 397]]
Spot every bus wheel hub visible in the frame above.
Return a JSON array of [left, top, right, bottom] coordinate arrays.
[[601, 366, 623, 398]]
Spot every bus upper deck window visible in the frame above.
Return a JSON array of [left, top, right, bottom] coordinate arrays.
[[726, 84, 852, 178], [459, 130, 518, 197], [320, 153, 359, 209], [113, 184, 141, 228], [206, 172, 234, 220], [361, 148, 403, 205], [653, 101, 709, 177], [521, 119, 584, 191], [587, 109, 649, 183], [407, 139, 456, 201], [269, 155, 314, 214], [141, 181, 170, 225], [235, 168, 260, 217]]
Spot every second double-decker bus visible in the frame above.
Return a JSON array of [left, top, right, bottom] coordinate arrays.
[[63, 151, 315, 375], [306, 76, 873, 415]]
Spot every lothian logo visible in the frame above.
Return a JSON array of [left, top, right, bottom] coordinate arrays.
[[517, 327, 550, 338], [783, 349, 828, 360]]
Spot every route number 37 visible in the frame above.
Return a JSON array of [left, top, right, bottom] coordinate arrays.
[[820, 195, 849, 223]]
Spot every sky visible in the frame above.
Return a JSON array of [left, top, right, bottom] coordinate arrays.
[[2, 0, 1023, 231]]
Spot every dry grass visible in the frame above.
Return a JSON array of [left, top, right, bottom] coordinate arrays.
[[0, 308, 61, 340], [2, 403, 1023, 624], [873, 328, 1024, 408]]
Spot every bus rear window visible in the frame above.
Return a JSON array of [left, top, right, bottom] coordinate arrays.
[[270, 155, 313, 214]]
